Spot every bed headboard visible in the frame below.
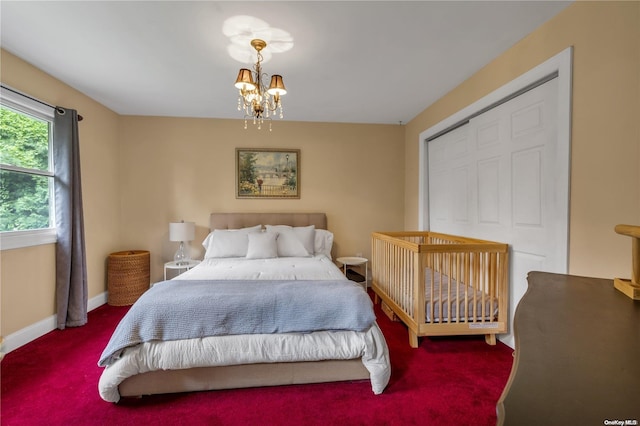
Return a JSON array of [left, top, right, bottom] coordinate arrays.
[[209, 213, 327, 230]]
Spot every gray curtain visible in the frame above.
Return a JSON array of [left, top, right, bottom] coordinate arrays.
[[54, 107, 87, 329]]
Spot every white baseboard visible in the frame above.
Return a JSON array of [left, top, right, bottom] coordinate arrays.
[[2, 291, 108, 354]]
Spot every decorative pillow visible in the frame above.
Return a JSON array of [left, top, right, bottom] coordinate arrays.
[[265, 225, 311, 257], [265, 225, 315, 256], [246, 232, 279, 259], [314, 229, 334, 259], [202, 225, 262, 258]]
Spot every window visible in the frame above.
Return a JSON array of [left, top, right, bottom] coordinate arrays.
[[0, 87, 57, 249]]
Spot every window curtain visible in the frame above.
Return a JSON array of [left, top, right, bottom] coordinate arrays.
[[54, 107, 87, 329]]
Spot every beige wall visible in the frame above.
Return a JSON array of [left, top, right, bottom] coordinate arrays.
[[118, 117, 405, 282], [404, 1, 640, 279], [1, 50, 122, 336]]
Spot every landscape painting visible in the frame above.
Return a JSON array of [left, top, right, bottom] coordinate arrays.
[[236, 148, 300, 199]]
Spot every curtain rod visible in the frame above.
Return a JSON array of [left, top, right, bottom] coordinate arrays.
[[1, 84, 84, 121]]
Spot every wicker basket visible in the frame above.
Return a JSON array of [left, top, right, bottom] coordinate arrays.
[[107, 250, 150, 306]]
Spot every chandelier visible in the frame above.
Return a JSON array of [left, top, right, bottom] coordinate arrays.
[[234, 39, 287, 130]]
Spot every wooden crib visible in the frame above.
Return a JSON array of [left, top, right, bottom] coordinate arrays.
[[371, 231, 509, 348]]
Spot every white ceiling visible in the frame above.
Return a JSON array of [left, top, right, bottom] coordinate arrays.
[[0, 1, 571, 125]]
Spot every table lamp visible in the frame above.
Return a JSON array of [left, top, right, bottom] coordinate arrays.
[[169, 221, 195, 265]]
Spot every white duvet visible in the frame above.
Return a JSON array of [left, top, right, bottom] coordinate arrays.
[[177, 255, 348, 281], [99, 255, 391, 402]]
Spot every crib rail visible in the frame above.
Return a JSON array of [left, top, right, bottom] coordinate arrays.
[[371, 231, 509, 348]]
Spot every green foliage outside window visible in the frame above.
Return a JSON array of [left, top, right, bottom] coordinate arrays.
[[0, 106, 52, 231]]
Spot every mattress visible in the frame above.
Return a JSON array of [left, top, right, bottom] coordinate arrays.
[[425, 270, 499, 322]]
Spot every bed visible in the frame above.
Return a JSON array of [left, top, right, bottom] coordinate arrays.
[[98, 213, 390, 403], [371, 231, 509, 348]]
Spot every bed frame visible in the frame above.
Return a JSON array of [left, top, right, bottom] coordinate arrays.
[[371, 231, 509, 348], [119, 212, 370, 399]]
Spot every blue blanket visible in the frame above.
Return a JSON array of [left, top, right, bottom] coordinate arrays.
[[98, 279, 374, 366]]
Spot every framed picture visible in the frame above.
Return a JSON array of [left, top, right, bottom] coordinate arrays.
[[236, 148, 300, 199]]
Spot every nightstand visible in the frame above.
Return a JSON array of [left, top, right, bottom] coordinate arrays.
[[164, 260, 201, 280], [336, 256, 368, 291]]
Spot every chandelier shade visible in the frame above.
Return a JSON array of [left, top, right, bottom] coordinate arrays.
[[267, 75, 287, 96], [234, 39, 286, 130], [234, 69, 256, 91]]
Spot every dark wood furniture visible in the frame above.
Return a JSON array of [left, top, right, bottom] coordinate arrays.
[[497, 271, 640, 425]]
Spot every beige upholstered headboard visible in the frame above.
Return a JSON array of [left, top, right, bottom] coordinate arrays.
[[209, 213, 327, 230]]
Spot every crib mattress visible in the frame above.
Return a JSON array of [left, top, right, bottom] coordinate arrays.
[[425, 270, 498, 323]]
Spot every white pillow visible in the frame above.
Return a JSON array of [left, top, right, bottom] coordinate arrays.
[[202, 225, 262, 258], [246, 232, 279, 259], [314, 229, 334, 259], [264, 225, 310, 257], [265, 225, 315, 256]]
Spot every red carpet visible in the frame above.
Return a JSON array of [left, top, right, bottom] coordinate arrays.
[[1, 294, 513, 425]]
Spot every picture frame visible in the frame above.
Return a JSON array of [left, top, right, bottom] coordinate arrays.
[[236, 148, 300, 199]]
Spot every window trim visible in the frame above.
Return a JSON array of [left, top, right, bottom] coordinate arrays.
[[1, 164, 54, 177], [1, 86, 54, 121], [1, 86, 57, 250], [0, 228, 57, 250]]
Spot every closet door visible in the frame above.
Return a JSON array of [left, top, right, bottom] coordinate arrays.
[[428, 78, 567, 348]]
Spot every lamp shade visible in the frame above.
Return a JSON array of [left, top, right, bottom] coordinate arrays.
[[234, 68, 256, 91], [267, 75, 287, 96], [169, 222, 195, 242]]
